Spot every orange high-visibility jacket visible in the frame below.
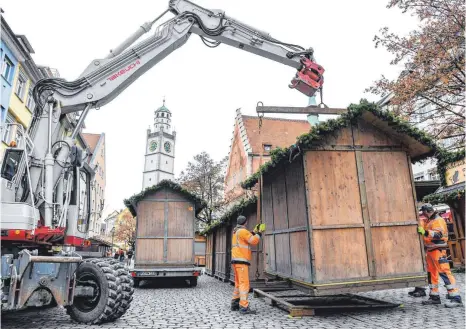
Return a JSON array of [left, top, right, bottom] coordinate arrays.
[[231, 225, 261, 265], [421, 213, 448, 251]]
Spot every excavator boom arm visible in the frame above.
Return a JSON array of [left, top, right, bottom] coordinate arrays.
[[33, 0, 321, 114]]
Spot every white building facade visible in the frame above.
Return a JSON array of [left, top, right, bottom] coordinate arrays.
[[142, 100, 176, 189]]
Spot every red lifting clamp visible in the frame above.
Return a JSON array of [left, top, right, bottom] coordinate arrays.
[[289, 58, 324, 97]]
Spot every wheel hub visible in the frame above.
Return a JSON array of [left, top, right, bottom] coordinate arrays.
[[74, 272, 101, 311]]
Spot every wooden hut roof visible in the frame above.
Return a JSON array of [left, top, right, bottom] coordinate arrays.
[[200, 196, 257, 235], [123, 180, 207, 217], [241, 101, 441, 189]]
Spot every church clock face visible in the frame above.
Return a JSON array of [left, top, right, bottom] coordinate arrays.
[[149, 141, 157, 152], [164, 141, 171, 153]]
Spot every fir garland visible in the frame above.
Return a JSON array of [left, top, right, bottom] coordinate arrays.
[[123, 179, 207, 217], [200, 195, 257, 235], [241, 100, 440, 189], [423, 188, 465, 205]]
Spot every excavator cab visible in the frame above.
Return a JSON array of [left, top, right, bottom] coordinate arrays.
[[1, 148, 23, 182]]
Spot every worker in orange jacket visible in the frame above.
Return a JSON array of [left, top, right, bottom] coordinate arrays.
[[416, 204, 462, 307], [230, 215, 265, 314]]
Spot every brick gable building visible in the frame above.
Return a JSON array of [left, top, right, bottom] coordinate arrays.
[[224, 108, 310, 203]]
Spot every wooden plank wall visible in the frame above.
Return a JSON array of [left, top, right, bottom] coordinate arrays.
[[135, 188, 195, 266], [305, 149, 369, 282], [262, 157, 311, 281], [205, 233, 215, 275], [135, 201, 165, 264], [215, 226, 230, 279]]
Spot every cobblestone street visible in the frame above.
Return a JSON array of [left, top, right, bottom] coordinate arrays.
[[2, 273, 464, 329]]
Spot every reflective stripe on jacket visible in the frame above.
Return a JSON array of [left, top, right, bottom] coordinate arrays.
[[231, 225, 260, 265], [422, 213, 448, 251]]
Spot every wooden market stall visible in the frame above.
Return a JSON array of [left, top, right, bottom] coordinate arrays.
[[124, 180, 206, 286], [423, 151, 465, 267], [241, 102, 439, 295]]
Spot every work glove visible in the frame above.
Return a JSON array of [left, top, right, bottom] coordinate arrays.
[[253, 223, 266, 234], [417, 226, 426, 236]]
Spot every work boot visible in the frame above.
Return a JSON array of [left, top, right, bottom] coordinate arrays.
[[408, 287, 427, 297], [422, 295, 441, 305], [231, 299, 240, 311], [239, 306, 256, 315], [445, 296, 463, 308]]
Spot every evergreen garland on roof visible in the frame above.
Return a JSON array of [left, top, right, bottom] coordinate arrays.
[[200, 196, 257, 235], [123, 180, 207, 217], [435, 149, 465, 186], [423, 188, 465, 205], [241, 100, 440, 189]]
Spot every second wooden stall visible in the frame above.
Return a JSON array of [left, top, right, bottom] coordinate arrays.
[[242, 103, 437, 295]]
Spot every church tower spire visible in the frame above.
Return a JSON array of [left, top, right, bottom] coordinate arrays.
[[154, 97, 172, 133]]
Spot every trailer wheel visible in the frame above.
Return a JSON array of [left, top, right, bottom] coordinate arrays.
[[66, 260, 118, 324], [189, 277, 198, 287], [107, 262, 134, 320]]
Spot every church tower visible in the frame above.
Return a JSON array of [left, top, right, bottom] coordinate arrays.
[[142, 99, 176, 189]]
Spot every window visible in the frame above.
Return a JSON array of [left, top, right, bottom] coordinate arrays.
[[15, 70, 27, 101], [2, 56, 14, 82], [263, 144, 272, 152], [2, 113, 14, 143], [26, 90, 35, 110], [1, 149, 23, 181]]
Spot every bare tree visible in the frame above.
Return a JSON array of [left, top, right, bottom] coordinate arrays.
[[368, 0, 465, 149], [177, 152, 228, 223]]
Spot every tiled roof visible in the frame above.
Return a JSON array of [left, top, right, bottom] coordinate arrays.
[[82, 133, 101, 153], [241, 115, 310, 153]]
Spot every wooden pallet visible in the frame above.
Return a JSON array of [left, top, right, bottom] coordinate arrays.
[[228, 279, 291, 291], [253, 288, 400, 317]]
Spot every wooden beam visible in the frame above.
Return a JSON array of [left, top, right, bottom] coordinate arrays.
[[256, 105, 347, 115], [355, 150, 376, 278]]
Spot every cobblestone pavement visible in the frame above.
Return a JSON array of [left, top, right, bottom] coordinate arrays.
[[2, 273, 464, 329]]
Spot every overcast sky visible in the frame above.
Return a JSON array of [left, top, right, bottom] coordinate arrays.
[[2, 0, 418, 217]]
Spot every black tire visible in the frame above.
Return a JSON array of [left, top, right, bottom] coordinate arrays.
[[189, 276, 198, 287], [133, 278, 140, 288], [107, 262, 134, 320], [66, 259, 119, 324]]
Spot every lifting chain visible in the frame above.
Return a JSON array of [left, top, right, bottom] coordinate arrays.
[[318, 86, 329, 109]]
